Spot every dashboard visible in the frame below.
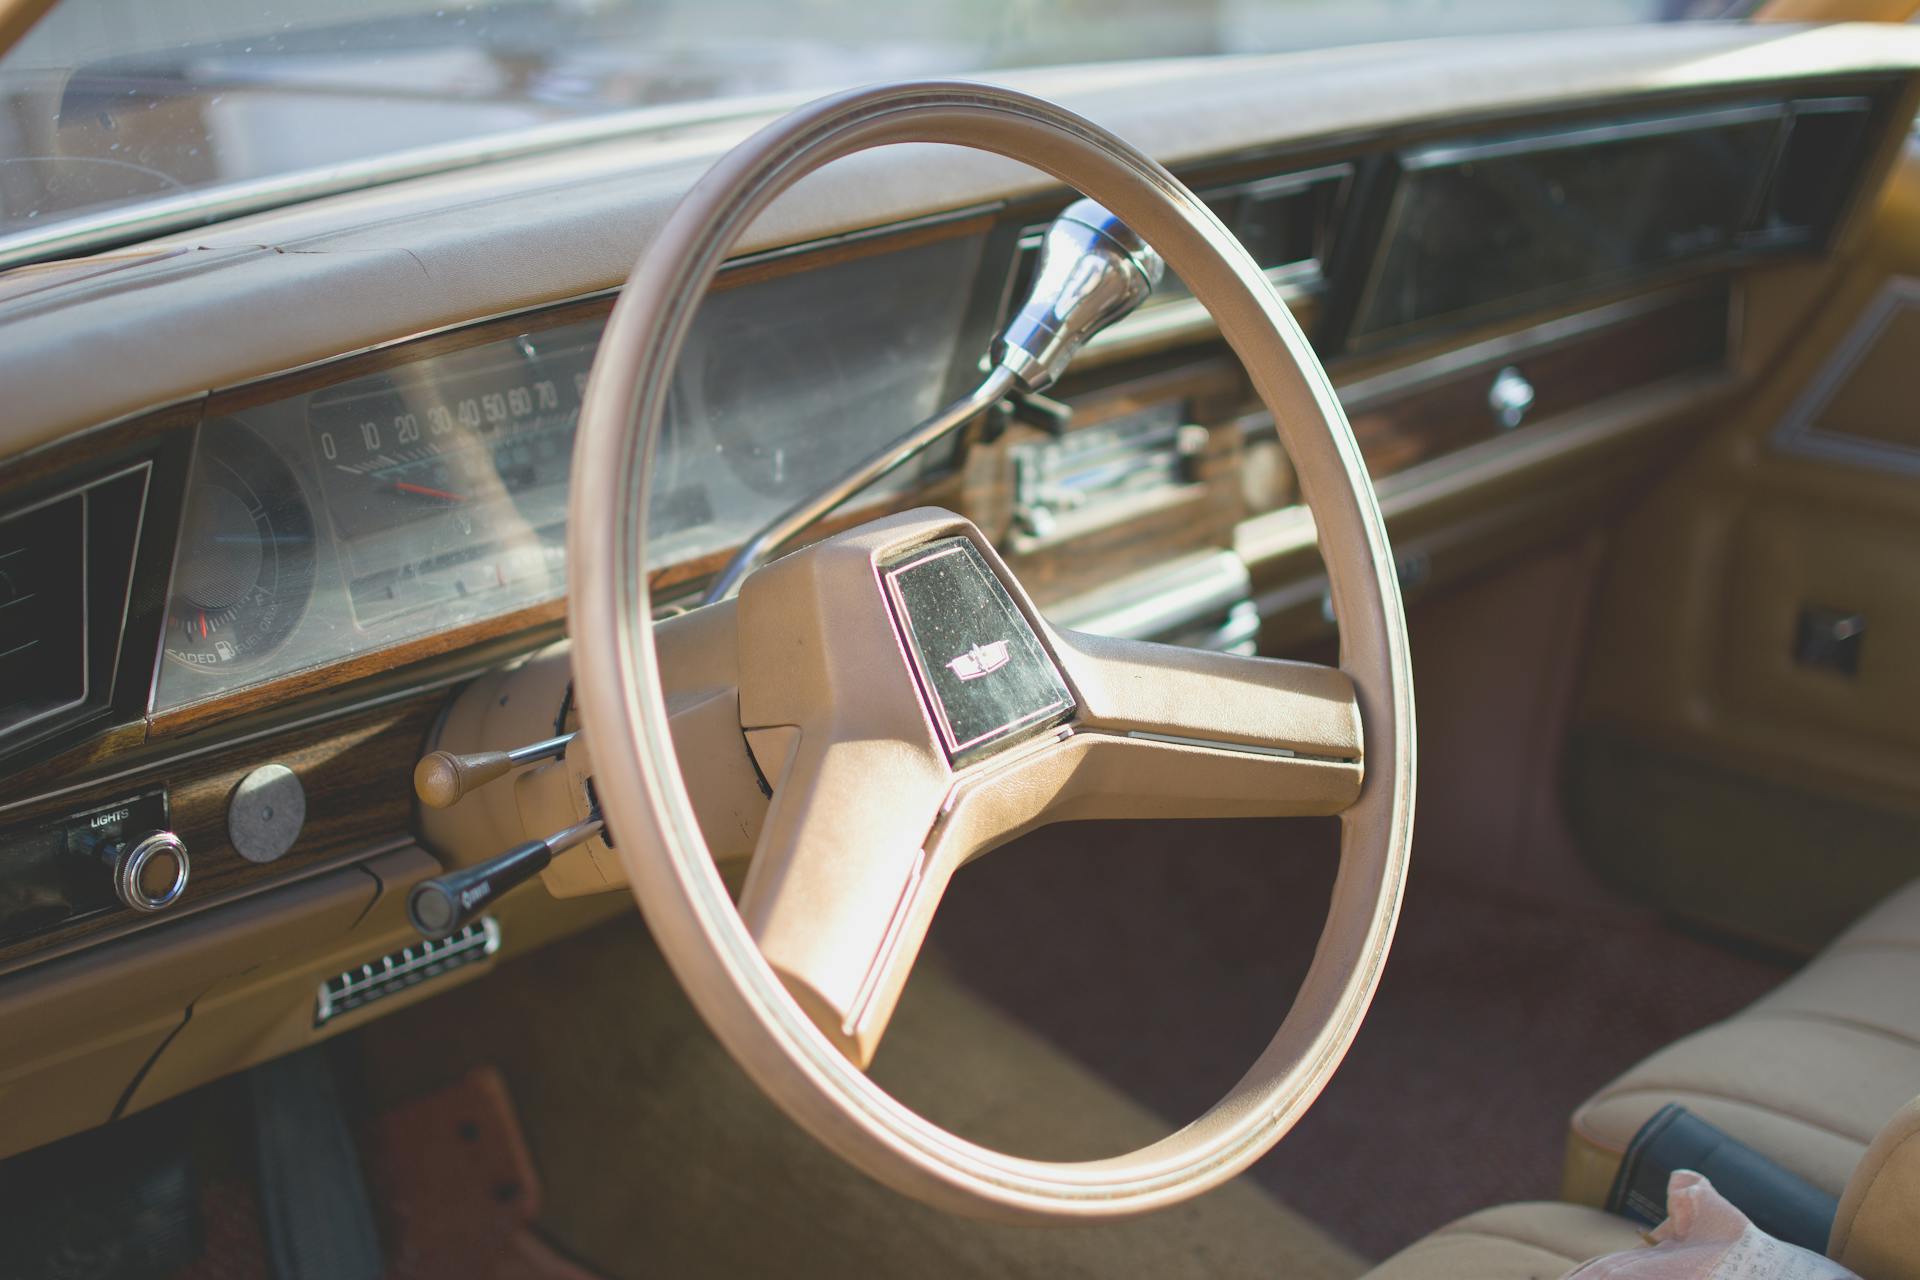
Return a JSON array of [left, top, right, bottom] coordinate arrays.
[[107, 85, 1888, 719], [0, 23, 1917, 1164]]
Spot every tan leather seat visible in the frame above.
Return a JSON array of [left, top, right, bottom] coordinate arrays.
[[1375, 883, 1920, 1280], [1361, 1202, 1645, 1280], [1367, 1098, 1920, 1280], [1566, 880, 1920, 1205]]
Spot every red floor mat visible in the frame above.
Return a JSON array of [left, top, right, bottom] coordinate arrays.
[[175, 1067, 595, 1280]]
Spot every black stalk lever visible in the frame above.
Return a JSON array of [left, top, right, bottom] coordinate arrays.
[[408, 815, 604, 939]]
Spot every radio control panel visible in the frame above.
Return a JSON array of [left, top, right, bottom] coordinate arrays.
[[1008, 401, 1209, 549]]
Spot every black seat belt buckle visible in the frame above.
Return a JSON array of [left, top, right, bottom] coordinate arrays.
[[1606, 1103, 1839, 1253]]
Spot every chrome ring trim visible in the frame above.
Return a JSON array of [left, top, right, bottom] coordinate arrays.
[[116, 830, 189, 912]]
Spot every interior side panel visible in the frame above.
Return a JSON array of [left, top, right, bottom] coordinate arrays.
[[1570, 146, 1920, 951]]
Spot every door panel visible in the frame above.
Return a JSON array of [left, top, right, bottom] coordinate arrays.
[[1570, 147, 1920, 952]]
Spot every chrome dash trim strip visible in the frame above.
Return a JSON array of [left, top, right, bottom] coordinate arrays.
[[1124, 729, 1355, 765], [1772, 275, 1920, 478]]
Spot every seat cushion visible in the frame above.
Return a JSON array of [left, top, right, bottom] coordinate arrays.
[[1566, 879, 1920, 1205], [1363, 1203, 1646, 1280]]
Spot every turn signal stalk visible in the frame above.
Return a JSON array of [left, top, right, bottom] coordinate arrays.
[[407, 815, 603, 939]]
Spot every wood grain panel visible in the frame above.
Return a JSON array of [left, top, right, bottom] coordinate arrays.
[[1008, 483, 1234, 607], [149, 601, 567, 737], [0, 400, 200, 499], [3, 722, 150, 800], [1340, 287, 1730, 480], [0, 695, 439, 975]]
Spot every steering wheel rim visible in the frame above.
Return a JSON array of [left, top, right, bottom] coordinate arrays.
[[568, 80, 1415, 1221]]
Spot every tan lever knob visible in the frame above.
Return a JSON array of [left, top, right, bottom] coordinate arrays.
[[414, 750, 512, 809], [413, 733, 575, 809]]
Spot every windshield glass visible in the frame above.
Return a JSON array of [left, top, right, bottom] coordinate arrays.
[[1, 0, 1743, 261]]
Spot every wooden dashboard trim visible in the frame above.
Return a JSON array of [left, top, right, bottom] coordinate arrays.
[[1342, 283, 1731, 478], [149, 599, 569, 738], [1337, 282, 1730, 409], [1240, 370, 1744, 566], [0, 694, 440, 976], [1242, 369, 1745, 649]]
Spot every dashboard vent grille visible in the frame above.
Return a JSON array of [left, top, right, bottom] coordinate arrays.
[[0, 465, 148, 752], [314, 916, 500, 1027], [0, 492, 89, 738]]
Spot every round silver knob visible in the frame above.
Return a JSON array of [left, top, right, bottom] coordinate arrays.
[[229, 763, 305, 863], [1488, 365, 1535, 431], [113, 831, 190, 912]]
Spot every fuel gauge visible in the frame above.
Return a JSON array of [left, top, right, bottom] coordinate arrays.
[[165, 420, 316, 671]]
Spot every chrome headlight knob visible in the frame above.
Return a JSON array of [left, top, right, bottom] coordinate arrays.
[[112, 831, 190, 912]]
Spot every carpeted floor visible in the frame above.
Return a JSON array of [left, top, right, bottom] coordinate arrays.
[[344, 810, 1790, 1272], [351, 917, 1367, 1280], [923, 814, 1794, 1259], [0, 1060, 588, 1280]]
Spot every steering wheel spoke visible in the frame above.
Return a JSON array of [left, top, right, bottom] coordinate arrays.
[[1039, 629, 1364, 822], [737, 729, 953, 1069], [730, 510, 985, 1067], [728, 512, 1367, 1067]]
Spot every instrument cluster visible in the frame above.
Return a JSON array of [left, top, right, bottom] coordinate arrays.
[[154, 226, 992, 712]]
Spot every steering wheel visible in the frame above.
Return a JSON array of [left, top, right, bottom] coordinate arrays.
[[567, 81, 1414, 1221]]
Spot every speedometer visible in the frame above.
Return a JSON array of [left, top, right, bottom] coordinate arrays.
[[304, 336, 583, 626], [165, 420, 316, 670], [307, 347, 577, 545]]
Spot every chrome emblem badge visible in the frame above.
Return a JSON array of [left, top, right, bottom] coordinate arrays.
[[944, 639, 1011, 681]]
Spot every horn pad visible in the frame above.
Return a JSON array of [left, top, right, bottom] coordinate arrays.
[[880, 537, 1073, 766]]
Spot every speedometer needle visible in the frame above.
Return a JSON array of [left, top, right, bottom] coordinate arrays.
[[391, 480, 465, 502]]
